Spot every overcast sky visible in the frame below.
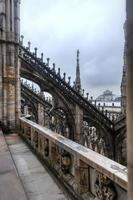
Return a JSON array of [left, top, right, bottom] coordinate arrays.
[[21, 0, 126, 98]]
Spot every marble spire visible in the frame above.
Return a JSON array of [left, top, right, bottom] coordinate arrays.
[[74, 50, 81, 93]]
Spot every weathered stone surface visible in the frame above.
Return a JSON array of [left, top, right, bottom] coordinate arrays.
[[20, 117, 128, 199], [0, 0, 20, 130], [126, 0, 133, 199], [0, 130, 27, 200], [5, 133, 69, 200]]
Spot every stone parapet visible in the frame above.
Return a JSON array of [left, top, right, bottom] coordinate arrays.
[[19, 117, 127, 200]]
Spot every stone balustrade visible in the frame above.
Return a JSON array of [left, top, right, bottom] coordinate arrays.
[[19, 117, 127, 200]]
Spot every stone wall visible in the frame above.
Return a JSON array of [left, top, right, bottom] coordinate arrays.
[[0, 0, 21, 131]]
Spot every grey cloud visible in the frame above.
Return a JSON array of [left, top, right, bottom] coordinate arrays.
[[21, 0, 125, 98]]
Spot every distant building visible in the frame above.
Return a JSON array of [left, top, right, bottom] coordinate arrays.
[[96, 90, 120, 102]]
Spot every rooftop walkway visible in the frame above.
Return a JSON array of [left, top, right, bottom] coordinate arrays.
[[0, 130, 27, 200], [0, 131, 69, 200]]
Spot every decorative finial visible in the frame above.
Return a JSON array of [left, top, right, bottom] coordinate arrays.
[[63, 73, 66, 81], [28, 41, 31, 51], [21, 35, 24, 45], [47, 58, 50, 67], [86, 93, 89, 100], [41, 53, 44, 62], [52, 63, 56, 73], [34, 48, 37, 57], [90, 96, 93, 103], [68, 76, 71, 85], [57, 68, 60, 77]]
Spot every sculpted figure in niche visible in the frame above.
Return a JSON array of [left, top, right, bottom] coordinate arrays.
[[94, 172, 117, 200]]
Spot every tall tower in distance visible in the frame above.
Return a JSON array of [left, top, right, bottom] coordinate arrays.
[[121, 22, 127, 114], [121, 45, 127, 114], [74, 50, 82, 94]]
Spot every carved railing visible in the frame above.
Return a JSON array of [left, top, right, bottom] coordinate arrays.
[[93, 102, 122, 121], [19, 45, 115, 131], [19, 117, 127, 200]]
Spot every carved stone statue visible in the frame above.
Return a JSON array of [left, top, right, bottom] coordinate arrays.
[[94, 171, 117, 200]]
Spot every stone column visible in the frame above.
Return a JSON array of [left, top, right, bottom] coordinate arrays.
[[126, 0, 133, 199], [0, 0, 21, 131], [24, 106, 28, 116], [0, 0, 6, 125], [74, 105, 83, 143], [38, 103, 44, 126]]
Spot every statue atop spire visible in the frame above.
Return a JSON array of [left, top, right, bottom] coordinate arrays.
[[74, 49, 81, 93]]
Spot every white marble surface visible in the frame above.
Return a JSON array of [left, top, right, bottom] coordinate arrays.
[[6, 134, 69, 200], [0, 131, 27, 200], [20, 117, 128, 190]]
